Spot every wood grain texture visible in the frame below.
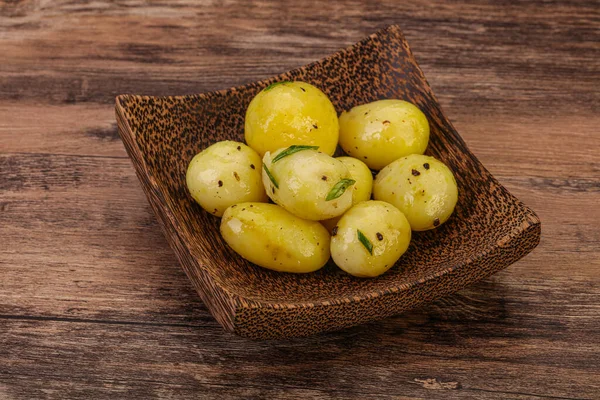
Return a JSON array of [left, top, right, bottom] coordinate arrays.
[[0, 0, 598, 397], [115, 25, 542, 338]]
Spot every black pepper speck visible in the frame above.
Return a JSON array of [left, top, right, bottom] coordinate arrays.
[[423, 163, 430, 170], [376, 232, 383, 241], [411, 169, 420, 176], [332, 226, 338, 236], [218, 180, 223, 187]]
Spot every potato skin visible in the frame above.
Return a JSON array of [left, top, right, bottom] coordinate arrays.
[[321, 156, 373, 232], [373, 155, 458, 231], [220, 203, 330, 273], [336, 157, 373, 203], [330, 201, 411, 278], [186, 141, 267, 217], [262, 148, 354, 221], [245, 81, 339, 157], [339, 99, 430, 170]]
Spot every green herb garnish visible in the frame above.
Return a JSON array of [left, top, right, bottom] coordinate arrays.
[[357, 230, 373, 255], [326, 178, 356, 201], [272, 145, 319, 163], [264, 81, 291, 92], [262, 163, 279, 189]]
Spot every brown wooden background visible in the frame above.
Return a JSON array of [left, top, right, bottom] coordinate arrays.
[[1, 1, 599, 399]]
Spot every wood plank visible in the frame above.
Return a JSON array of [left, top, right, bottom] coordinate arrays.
[[2, 102, 599, 174], [0, 313, 597, 399], [0, 102, 123, 157], [1, 0, 599, 398], [0, 1, 597, 113], [1, 153, 598, 329]]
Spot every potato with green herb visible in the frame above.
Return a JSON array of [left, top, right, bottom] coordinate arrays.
[[336, 157, 373, 204], [220, 203, 330, 273], [245, 81, 339, 157], [330, 201, 411, 277], [321, 156, 373, 232], [339, 99, 430, 170], [186, 141, 267, 217], [262, 146, 354, 221], [373, 154, 458, 231]]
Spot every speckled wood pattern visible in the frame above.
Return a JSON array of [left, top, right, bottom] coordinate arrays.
[[115, 25, 540, 339]]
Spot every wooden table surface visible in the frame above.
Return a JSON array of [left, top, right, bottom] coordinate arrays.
[[1, 1, 599, 399]]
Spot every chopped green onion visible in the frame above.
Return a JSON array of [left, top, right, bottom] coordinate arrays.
[[272, 145, 319, 163], [262, 163, 279, 189], [357, 230, 373, 255], [326, 179, 356, 201]]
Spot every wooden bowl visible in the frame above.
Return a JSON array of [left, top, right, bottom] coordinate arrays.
[[115, 25, 541, 339]]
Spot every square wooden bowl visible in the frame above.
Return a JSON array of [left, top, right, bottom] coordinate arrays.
[[115, 25, 541, 339]]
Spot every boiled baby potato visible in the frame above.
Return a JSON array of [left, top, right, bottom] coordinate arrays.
[[220, 202, 330, 273], [245, 81, 339, 157], [373, 154, 458, 231], [339, 99, 430, 170], [321, 156, 373, 232], [262, 147, 354, 221], [186, 141, 267, 217], [337, 156, 373, 204], [330, 201, 411, 278]]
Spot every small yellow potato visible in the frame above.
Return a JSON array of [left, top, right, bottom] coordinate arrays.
[[373, 154, 458, 231], [320, 156, 373, 232], [339, 99, 430, 170], [262, 147, 354, 221], [245, 81, 339, 157], [220, 203, 330, 273], [337, 156, 373, 204], [186, 141, 267, 217], [330, 201, 411, 278]]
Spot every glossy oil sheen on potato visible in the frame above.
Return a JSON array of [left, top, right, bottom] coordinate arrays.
[[373, 154, 458, 231], [262, 148, 354, 221], [220, 203, 330, 273], [331, 201, 411, 277], [245, 81, 339, 157], [321, 156, 373, 232], [336, 157, 373, 203], [339, 99, 430, 170], [186, 141, 267, 217]]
